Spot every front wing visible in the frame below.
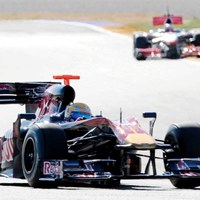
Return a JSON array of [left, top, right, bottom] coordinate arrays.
[[181, 45, 200, 57], [136, 45, 200, 59], [38, 158, 200, 183], [39, 159, 116, 182], [135, 47, 162, 59]]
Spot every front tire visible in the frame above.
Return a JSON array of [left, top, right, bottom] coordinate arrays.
[[133, 35, 150, 60], [193, 34, 200, 58], [22, 123, 68, 188], [164, 123, 200, 188]]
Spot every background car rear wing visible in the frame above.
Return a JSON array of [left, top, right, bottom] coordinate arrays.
[[153, 15, 183, 26], [0, 82, 60, 105]]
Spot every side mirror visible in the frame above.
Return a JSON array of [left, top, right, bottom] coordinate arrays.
[[143, 112, 157, 118]]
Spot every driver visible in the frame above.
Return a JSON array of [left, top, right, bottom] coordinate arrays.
[[64, 102, 92, 121], [164, 23, 174, 32]]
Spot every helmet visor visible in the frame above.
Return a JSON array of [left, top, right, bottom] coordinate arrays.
[[70, 111, 91, 120]]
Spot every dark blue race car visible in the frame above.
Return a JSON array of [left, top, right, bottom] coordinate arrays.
[[1, 75, 200, 189]]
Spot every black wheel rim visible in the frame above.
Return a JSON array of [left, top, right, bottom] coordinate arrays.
[[24, 138, 36, 174]]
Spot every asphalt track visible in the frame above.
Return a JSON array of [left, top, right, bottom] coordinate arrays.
[[0, 20, 200, 199]]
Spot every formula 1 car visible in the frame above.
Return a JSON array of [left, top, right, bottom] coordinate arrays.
[[1, 75, 200, 189], [133, 14, 200, 60]]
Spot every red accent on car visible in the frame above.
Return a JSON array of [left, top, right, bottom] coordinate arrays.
[[53, 75, 80, 85], [153, 16, 183, 26]]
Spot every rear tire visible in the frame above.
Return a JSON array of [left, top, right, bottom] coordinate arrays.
[[21, 123, 68, 188]]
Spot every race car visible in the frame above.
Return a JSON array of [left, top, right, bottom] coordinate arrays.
[[133, 14, 200, 60], [1, 75, 200, 189]]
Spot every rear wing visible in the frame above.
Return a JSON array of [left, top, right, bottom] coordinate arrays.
[[0, 74, 80, 106], [153, 15, 183, 26], [0, 82, 60, 105]]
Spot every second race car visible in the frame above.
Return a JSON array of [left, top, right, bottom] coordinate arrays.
[[133, 14, 200, 60]]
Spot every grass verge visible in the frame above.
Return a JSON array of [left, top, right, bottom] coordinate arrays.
[[0, 12, 199, 36]]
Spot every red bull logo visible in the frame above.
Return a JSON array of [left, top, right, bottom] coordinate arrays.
[[43, 161, 63, 178]]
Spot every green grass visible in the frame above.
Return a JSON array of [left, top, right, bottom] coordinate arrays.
[[182, 18, 200, 29]]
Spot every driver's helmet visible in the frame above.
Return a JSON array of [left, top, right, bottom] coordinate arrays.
[[41, 84, 75, 116], [164, 23, 174, 32], [64, 102, 92, 121]]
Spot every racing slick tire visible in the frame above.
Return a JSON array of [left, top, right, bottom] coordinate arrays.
[[21, 123, 68, 188], [164, 123, 200, 188], [193, 34, 200, 46], [193, 34, 200, 58], [133, 36, 149, 60]]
